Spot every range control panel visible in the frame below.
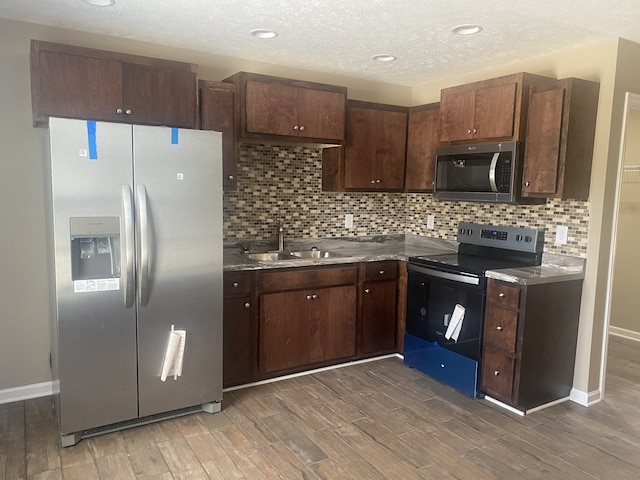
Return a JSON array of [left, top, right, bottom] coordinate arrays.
[[457, 222, 545, 254]]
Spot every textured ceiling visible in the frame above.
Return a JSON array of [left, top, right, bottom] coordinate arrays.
[[2, 0, 640, 86]]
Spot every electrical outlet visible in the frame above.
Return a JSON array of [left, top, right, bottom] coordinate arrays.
[[345, 213, 354, 229], [556, 225, 568, 245], [427, 214, 435, 230]]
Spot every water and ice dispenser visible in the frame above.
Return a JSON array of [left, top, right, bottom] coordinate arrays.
[[69, 217, 121, 292]]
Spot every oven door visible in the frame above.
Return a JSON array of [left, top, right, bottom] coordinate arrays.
[[406, 263, 485, 360]]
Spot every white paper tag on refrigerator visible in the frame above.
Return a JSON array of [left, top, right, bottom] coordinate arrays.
[[73, 278, 120, 293]]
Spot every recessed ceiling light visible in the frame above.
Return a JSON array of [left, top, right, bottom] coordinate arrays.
[[81, 0, 115, 6], [249, 29, 279, 39], [451, 24, 483, 35], [372, 54, 397, 63]]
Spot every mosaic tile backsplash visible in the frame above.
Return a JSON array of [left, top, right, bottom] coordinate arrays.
[[223, 144, 589, 258]]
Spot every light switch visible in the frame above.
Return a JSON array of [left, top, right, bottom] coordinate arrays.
[[345, 214, 354, 229], [427, 215, 435, 230]]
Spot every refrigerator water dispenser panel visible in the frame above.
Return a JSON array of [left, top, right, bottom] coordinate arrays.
[[70, 217, 121, 292]]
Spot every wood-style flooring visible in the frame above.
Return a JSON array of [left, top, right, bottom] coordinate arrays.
[[1, 335, 639, 479]]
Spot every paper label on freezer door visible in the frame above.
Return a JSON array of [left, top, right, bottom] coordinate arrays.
[[73, 278, 120, 293]]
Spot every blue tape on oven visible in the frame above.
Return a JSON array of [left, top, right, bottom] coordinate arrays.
[[87, 121, 98, 160], [171, 128, 179, 145]]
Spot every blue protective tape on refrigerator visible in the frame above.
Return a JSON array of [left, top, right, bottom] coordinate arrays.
[[171, 128, 179, 145], [87, 121, 98, 159]]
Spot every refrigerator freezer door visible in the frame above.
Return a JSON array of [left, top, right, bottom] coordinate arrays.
[[49, 118, 138, 434], [132, 126, 223, 417]]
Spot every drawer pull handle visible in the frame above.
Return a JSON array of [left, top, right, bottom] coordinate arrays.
[[496, 326, 503, 331], [244, 302, 250, 308], [233, 282, 239, 288], [494, 370, 500, 376], [498, 292, 505, 297]]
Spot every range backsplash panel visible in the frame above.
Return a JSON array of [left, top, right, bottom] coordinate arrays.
[[223, 144, 589, 257]]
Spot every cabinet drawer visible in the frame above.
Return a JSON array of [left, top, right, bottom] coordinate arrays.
[[487, 279, 521, 309], [481, 347, 516, 401], [224, 272, 252, 296], [259, 265, 357, 293], [484, 306, 518, 353], [363, 261, 398, 282]]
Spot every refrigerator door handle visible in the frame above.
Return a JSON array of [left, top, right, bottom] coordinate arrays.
[[136, 184, 151, 307], [122, 185, 135, 308]]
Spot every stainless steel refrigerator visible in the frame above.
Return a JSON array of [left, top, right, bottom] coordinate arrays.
[[47, 117, 223, 446]]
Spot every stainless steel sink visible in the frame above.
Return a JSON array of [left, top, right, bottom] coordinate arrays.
[[246, 250, 342, 261], [247, 251, 296, 261], [291, 250, 341, 259]]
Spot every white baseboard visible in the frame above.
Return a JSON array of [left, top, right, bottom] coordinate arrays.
[[570, 387, 601, 406], [609, 326, 640, 342], [0, 381, 53, 405]]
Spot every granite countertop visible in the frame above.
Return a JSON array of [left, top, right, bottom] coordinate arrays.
[[224, 235, 586, 284]]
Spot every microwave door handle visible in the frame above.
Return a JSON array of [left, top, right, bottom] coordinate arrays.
[[488, 152, 500, 192]]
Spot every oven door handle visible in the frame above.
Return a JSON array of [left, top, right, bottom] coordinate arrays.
[[488, 152, 500, 193], [408, 263, 480, 286]]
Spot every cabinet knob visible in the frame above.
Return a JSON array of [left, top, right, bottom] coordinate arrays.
[[379, 270, 385, 275], [472, 128, 477, 134], [498, 292, 505, 297], [467, 128, 472, 134], [125, 109, 132, 115], [376, 179, 381, 183], [293, 125, 299, 131], [525, 181, 531, 187], [116, 108, 123, 114], [370, 179, 375, 184], [228, 175, 234, 180], [299, 125, 305, 131], [496, 326, 503, 331], [494, 370, 500, 376], [233, 282, 239, 288], [312, 294, 317, 300], [244, 302, 250, 308], [440, 363, 445, 368], [364, 288, 370, 294], [306, 295, 312, 300]]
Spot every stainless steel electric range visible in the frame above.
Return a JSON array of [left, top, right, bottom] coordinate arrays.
[[404, 222, 544, 397]]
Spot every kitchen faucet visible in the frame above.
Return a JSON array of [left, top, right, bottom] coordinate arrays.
[[277, 219, 285, 251]]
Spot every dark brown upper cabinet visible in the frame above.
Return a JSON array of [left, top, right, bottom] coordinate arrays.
[[405, 103, 440, 192], [344, 100, 408, 191], [521, 77, 599, 201], [224, 72, 346, 144], [439, 72, 553, 144], [199, 81, 238, 190], [30, 40, 198, 128]]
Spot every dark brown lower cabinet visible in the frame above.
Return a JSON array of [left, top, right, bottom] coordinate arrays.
[[480, 278, 583, 411], [258, 265, 358, 376], [222, 271, 256, 387], [359, 261, 399, 357]]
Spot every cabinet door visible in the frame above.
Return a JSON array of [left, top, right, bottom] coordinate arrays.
[[122, 63, 197, 127], [345, 105, 378, 189], [245, 80, 298, 136], [309, 285, 357, 363], [521, 87, 565, 196], [259, 290, 309, 373], [361, 280, 397, 355], [200, 83, 237, 190], [439, 88, 475, 142], [406, 105, 439, 191], [376, 109, 407, 190], [473, 83, 517, 140], [223, 296, 254, 387], [35, 50, 123, 123], [481, 347, 516, 401], [298, 88, 345, 140]]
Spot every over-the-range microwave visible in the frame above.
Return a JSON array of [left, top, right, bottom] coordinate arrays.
[[433, 141, 543, 204]]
